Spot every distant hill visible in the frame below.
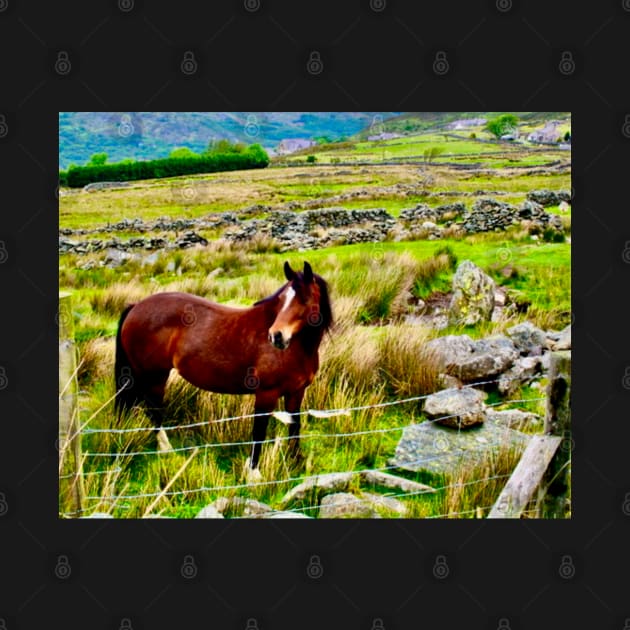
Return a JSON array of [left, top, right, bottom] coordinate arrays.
[[58, 112, 401, 168], [59, 112, 570, 169], [372, 112, 571, 135]]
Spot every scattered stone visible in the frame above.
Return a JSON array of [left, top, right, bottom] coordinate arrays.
[[425, 334, 519, 382], [176, 231, 208, 248], [318, 492, 381, 518], [359, 491, 408, 517], [195, 504, 225, 519], [548, 325, 571, 351], [280, 472, 355, 506], [359, 470, 435, 494], [498, 356, 543, 395], [390, 420, 530, 476], [83, 512, 114, 518], [263, 511, 313, 519], [526, 189, 571, 207], [506, 321, 547, 356], [104, 248, 132, 267], [423, 387, 487, 429], [143, 252, 160, 266], [448, 260, 495, 326], [211, 497, 273, 517]]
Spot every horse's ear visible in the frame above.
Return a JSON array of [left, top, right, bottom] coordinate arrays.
[[303, 261, 313, 283], [284, 261, 296, 281]]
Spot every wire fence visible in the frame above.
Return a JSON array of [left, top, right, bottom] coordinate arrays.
[[60, 375, 549, 519]]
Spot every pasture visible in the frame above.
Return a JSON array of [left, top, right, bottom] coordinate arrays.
[[59, 148, 571, 519]]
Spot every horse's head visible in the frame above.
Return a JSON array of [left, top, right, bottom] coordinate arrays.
[[268, 261, 323, 350]]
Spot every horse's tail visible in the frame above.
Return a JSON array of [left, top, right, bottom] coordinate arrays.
[[114, 304, 140, 418]]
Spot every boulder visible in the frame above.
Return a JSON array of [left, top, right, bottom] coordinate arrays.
[[506, 321, 547, 356], [318, 493, 381, 519], [425, 334, 519, 382], [448, 260, 496, 326], [390, 419, 530, 475], [423, 387, 486, 429]]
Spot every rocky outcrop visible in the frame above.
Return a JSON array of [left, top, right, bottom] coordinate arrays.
[[526, 189, 571, 206], [448, 260, 496, 326]]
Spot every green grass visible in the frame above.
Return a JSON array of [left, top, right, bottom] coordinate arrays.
[[59, 145, 571, 519]]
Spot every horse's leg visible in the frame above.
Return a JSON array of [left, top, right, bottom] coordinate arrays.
[[248, 392, 277, 473], [141, 370, 172, 452], [284, 388, 306, 466]]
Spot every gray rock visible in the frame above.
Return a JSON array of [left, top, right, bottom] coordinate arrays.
[[359, 470, 435, 494], [359, 491, 408, 517], [498, 355, 543, 395], [263, 511, 313, 519], [526, 189, 570, 206], [390, 419, 530, 475], [485, 409, 543, 431], [211, 497, 273, 517], [548, 325, 571, 351], [423, 387, 486, 429], [506, 321, 547, 356], [425, 334, 519, 382], [142, 252, 160, 266], [318, 493, 381, 519], [449, 260, 496, 326], [104, 248, 132, 267], [280, 472, 355, 506], [195, 504, 225, 519]]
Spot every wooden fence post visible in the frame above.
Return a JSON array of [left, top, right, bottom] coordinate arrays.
[[59, 292, 84, 515], [542, 350, 571, 518], [487, 350, 571, 519]]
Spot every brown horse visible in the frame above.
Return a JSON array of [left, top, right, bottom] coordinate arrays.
[[114, 261, 332, 471]]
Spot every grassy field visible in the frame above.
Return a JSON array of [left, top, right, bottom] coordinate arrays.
[[59, 144, 571, 519]]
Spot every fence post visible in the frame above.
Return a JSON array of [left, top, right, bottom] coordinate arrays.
[[59, 291, 84, 515], [542, 350, 571, 518]]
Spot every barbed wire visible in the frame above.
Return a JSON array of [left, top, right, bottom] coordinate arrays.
[[82, 395, 545, 458], [59, 467, 122, 480], [62, 377, 549, 518], [80, 378, 506, 435]]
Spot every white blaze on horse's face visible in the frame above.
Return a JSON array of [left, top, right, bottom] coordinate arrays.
[[269, 284, 304, 350]]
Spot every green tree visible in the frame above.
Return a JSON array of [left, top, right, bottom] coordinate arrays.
[[306, 154, 317, 163], [87, 152, 108, 166], [206, 138, 246, 154], [423, 146, 444, 164], [169, 147, 198, 159], [484, 114, 519, 139]]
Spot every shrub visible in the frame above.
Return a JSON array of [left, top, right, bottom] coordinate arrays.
[[64, 144, 269, 187]]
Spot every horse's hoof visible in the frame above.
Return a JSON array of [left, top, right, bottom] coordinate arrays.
[[157, 428, 173, 453], [244, 458, 263, 483]]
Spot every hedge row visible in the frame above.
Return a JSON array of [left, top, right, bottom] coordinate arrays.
[[59, 145, 269, 188]]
